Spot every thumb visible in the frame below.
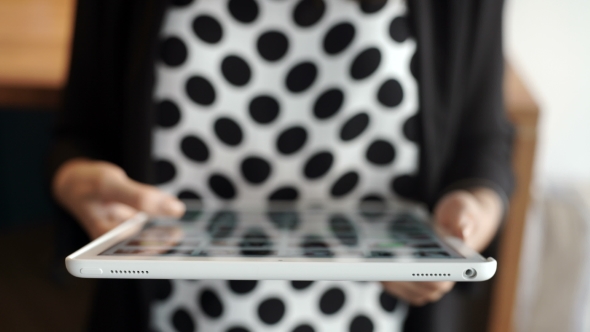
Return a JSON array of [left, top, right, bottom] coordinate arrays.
[[434, 194, 474, 240], [98, 173, 185, 217]]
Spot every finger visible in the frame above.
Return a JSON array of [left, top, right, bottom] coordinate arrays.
[[381, 282, 431, 306], [86, 222, 114, 240], [104, 202, 138, 223], [71, 201, 137, 240], [458, 213, 475, 239], [98, 174, 185, 217], [406, 281, 447, 292], [412, 281, 455, 302], [386, 281, 454, 305], [435, 193, 474, 239], [410, 281, 455, 294], [412, 281, 455, 293], [78, 211, 118, 240]]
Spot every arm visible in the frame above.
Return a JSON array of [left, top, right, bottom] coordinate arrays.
[[49, 1, 183, 239], [440, 0, 515, 211], [48, 0, 138, 178], [382, 0, 513, 306]]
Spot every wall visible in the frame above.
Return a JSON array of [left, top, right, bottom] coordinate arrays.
[[505, 0, 590, 183], [506, 2, 590, 331]]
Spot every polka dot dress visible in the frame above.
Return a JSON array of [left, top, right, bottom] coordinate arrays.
[[152, 0, 418, 331]]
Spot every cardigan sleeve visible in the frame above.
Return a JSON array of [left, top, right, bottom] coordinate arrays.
[[47, 0, 131, 180], [439, 0, 515, 206]]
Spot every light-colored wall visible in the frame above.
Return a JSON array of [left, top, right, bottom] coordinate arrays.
[[505, 0, 590, 183], [506, 2, 590, 331]]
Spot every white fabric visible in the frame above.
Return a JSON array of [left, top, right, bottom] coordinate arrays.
[[516, 183, 590, 332]]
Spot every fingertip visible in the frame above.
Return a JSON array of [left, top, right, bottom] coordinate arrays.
[[442, 281, 455, 292], [460, 216, 475, 238], [161, 197, 186, 217]]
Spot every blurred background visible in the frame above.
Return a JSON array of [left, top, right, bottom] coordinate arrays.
[[0, 0, 588, 331]]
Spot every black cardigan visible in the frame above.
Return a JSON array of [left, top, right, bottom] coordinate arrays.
[[49, 1, 514, 331]]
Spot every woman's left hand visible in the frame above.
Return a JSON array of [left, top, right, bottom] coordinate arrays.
[[381, 187, 503, 306]]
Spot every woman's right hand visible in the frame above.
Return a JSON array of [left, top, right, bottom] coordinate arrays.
[[52, 159, 186, 239]]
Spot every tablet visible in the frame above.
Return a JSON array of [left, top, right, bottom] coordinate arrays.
[[65, 201, 496, 281]]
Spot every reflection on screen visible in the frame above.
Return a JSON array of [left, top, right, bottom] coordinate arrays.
[[100, 206, 463, 259]]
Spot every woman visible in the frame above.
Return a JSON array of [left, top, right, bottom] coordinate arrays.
[[51, 0, 513, 331]]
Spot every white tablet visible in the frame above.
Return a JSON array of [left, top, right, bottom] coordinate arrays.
[[66, 201, 496, 281]]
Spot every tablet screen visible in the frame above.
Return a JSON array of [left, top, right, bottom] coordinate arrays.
[[100, 207, 463, 259]]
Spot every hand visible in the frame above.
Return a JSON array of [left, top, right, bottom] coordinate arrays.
[[52, 159, 186, 239], [434, 187, 503, 252], [381, 187, 503, 306], [381, 280, 455, 306]]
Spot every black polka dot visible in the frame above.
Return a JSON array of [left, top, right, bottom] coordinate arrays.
[[192, 15, 223, 44], [340, 112, 369, 141], [249, 95, 279, 124], [228, 0, 259, 23], [323, 22, 355, 55], [228, 280, 258, 294], [227, 327, 250, 332], [330, 215, 358, 246], [359, 194, 386, 218], [304, 151, 334, 179], [379, 291, 398, 312], [331, 171, 359, 197], [222, 55, 251, 86], [156, 100, 181, 128], [186, 76, 216, 106], [208, 211, 237, 238], [361, 194, 385, 207], [154, 160, 176, 184], [293, 324, 315, 332], [377, 79, 403, 107], [199, 289, 223, 318], [276, 126, 307, 154], [291, 281, 314, 290], [209, 174, 236, 199], [258, 298, 285, 324], [172, 0, 193, 6], [241, 156, 271, 184], [350, 47, 381, 80], [319, 287, 346, 315], [178, 190, 201, 200], [403, 114, 421, 142], [286, 62, 317, 93], [160, 37, 187, 67], [171, 309, 195, 332], [240, 228, 271, 256], [360, 0, 387, 13], [313, 88, 344, 119], [390, 174, 419, 199], [154, 280, 173, 300], [214, 117, 243, 146], [181, 135, 209, 162], [293, 0, 325, 27], [268, 211, 299, 230], [389, 16, 410, 43], [366, 140, 395, 165], [349, 315, 374, 332], [269, 187, 299, 201], [258, 31, 289, 61]]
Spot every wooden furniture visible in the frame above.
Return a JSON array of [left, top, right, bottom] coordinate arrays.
[[0, 0, 75, 108], [489, 66, 540, 332], [0, 1, 540, 331]]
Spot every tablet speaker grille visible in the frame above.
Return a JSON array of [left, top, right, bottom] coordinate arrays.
[[110, 270, 149, 275], [412, 273, 450, 277]]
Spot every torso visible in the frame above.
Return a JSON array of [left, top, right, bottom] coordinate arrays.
[[151, 0, 419, 330]]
